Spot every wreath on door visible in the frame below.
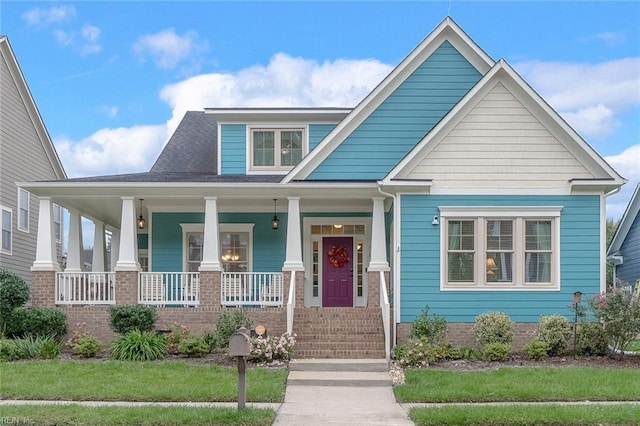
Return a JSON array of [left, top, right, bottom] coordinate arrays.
[[327, 245, 350, 268]]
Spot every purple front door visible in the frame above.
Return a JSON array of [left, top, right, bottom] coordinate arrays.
[[322, 236, 354, 307]]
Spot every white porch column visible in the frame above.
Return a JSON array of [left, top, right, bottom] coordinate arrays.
[[66, 209, 84, 272], [283, 197, 304, 270], [31, 197, 59, 271], [369, 196, 390, 271], [115, 197, 139, 271], [200, 197, 222, 271], [110, 230, 120, 272], [92, 220, 106, 272]]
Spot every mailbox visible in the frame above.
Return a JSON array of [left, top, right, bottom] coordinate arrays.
[[229, 329, 251, 357]]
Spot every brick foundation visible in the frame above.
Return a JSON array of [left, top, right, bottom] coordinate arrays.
[[114, 271, 138, 305], [31, 271, 57, 307], [396, 322, 538, 352]]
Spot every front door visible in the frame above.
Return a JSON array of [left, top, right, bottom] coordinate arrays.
[[322, 236, 353, 307]]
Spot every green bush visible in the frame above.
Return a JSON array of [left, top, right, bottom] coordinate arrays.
[[0, 268, 30, 327], [38, 337, 61, 359], [474, 312, 514, 346], [5, 307, 67, 339], [482, 342, 511, 361], [577, 321, 609, 356], [110, 330, 167, 361], [73, 335, 102, 357], [535, 315, 571, 356], [0, 339, 17, 361], [410, 306, 448, 344], [394, 338, 463, 367], [210, 309, 253, 349], [177, 336, 209, 358], [10, 335, 60, 360], [524, 339, 550, 360], [108, 305, 157, 334], [588, 287, 640, 355]]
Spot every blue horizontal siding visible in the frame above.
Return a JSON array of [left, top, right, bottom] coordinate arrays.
[[399, 194, 601, 323], [220, 124, 246, 175], [618, 213, 640, 285], [307, 41, 482, 181], [151, 212, 286, 272], [309, 124, 336, 151]]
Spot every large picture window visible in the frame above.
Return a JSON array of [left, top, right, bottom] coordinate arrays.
[[181, 224, 253, 272], [250, 128, 305, 172], [440, 207, 561, 290]]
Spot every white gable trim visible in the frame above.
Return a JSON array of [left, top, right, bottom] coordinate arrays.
[[607, 184, 640, 259], [382, 59, 626, 193], [282, 17, 495, 184]]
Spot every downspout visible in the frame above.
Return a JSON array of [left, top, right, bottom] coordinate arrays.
[[377, 184, 399, 348]]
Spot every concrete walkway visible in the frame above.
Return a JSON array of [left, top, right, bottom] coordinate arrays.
[[273, 359, 413, 425]]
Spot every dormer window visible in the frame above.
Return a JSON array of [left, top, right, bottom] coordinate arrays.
[[250, 127, 306, 172]]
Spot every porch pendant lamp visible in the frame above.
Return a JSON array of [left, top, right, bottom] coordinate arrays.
[[271, 198, 279, 230], [137, 199, 146, 229]]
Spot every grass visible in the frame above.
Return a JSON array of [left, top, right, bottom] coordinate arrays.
[[409, 404, 640, 426], [0, 405, 276, 425], [395, 366, 640, 403], [1, 360, 287, 402]]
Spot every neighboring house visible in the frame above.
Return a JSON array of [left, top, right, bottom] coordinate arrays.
[[607, 184, 640, 288], [20, 18, 625, 357], [0, 36, 66, 287]]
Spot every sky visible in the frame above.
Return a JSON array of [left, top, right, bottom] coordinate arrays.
[[1, 0, 639, 222]]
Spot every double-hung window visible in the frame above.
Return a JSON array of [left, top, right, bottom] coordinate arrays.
[[250, 127, 305, 172], [441, 207, 561, 290], [18, 189, 29, 232], [53, 204, 63, 243], [1, 206, 11, 254], [181, 224, 253, 272]]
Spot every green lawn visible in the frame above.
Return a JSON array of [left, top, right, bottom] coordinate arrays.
[[1, 360, 287, 402], [395, 366, 640, 403]]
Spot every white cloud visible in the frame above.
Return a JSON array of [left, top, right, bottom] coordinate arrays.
[[516, 58, 640, 138], [605, 145, 640, 220], [132, 28, 208, 71], [160, 53, 392, 133], [54, 125, 169, 178], [22, 6, 76, 26], [593, 32, 626, 47], [80, 24, 102, 55]]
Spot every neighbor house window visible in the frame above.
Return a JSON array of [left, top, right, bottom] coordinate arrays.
[[1, 207, 11, 254], [440, 207, 561, 290], [53, 203, 62, 243], [181, 224, 253, 272], [18, 189, 29, 232], [250, 128, 305, 171]]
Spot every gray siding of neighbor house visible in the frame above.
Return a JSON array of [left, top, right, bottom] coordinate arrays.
[[618, 213, 640, 286], [0, 41, 63, 286]]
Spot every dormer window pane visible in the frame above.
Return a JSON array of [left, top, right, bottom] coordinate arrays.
[[280, 130, 303, 166], [250, 127, 306, 171], [253, 131, 275, 167]]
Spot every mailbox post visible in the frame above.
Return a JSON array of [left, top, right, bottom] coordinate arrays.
[[229, 326, 251, 410]]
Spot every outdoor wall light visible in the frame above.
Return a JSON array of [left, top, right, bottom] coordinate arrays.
[[271, 199, 279, 230], [137, 199, 146, 229], [432, 215, 439, 225]]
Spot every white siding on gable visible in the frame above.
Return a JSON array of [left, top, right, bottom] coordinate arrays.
[[406, 83, 594, 193]]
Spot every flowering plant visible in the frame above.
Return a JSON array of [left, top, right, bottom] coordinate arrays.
[[248, 332, 296, 363], [327, 245, 350, 268], [165, 322, 190, 355], [65, 322, 101, 357]]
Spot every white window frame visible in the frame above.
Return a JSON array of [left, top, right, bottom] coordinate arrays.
[[247, 125, 308, 174], [53, 203, 63, 243], [1, 206, 12, 255], [439, 207, 562, 291], [18, 189, 29, 232], [180, 223, 254, 272]]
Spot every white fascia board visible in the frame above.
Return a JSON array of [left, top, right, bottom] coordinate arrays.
[[607, 184, 640, 255], [205, 108, 351, 124], [283, 17, 495, 184]]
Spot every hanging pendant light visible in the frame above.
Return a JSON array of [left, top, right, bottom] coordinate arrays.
[[271, 198, 279, 230], [137, 199, 146, 229]]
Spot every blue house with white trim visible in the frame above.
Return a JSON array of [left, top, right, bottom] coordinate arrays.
[[22, 18, 625, 357], [608, 184, 640, 289]]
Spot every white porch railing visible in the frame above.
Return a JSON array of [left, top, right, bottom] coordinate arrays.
[[286, 271, 296, 334], [56, 272, 115, 304], [139, 272, 199, 306], [221, 272, 284, 307], [379, 270, 391, 360]]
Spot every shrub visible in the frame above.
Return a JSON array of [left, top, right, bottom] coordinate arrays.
[[410, 306, 448, 344], [110, 330, 167, 361], [65, 322, 101, 357], [10, 335, 60, 359], [39, 337, 61, 359], [165, 322, 190, 355], [210, 309, 253, 350], [108, 305, 157, 334], [474, 312, 514, 346], [177, 336, 209, 358], [394, 338, 463, 367], [248, 332, 296, 363], [588, 286, 640, 355], [0, 269, 30, 330], [5, 307, 67, 340], [535, 315, 571, 356], [0, 339, 17, 361], [482, 342, 511, 361], [524, 339, 549, 360], [577, 321, 609, 356]]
